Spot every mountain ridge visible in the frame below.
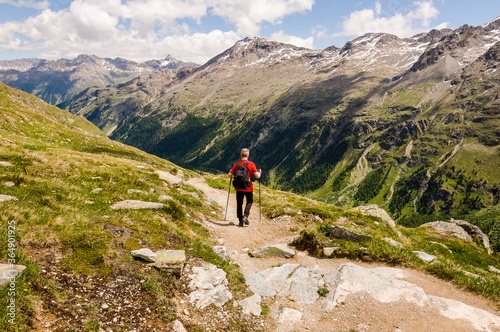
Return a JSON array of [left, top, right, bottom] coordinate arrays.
[[0, 54, 199, 105], [11, 18, 500, 250]]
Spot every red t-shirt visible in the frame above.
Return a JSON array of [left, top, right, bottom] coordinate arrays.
[[230, 160, 258, 192]]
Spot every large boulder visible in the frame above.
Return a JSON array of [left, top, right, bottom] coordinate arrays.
[[421, 219, 491, 254], [249, 244, 295, 258], [188, 264, 232, 309], [322, 263, 428, 311]]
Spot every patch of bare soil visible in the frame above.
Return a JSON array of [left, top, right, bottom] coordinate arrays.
[[188, 176, 500, 332]]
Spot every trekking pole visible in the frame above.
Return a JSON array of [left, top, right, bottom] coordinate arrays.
[[259, 177, 261, 222], [225, 177, 232, 221]]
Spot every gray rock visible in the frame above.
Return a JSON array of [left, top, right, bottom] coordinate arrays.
[[155, 250, 185, 275], [290, 278, 319, 304], [279, 307, 302, 324], [212, 246, 228, 260], [429, 295, 500, 331], [239, 294, 262, 316], [188, 264, 232, 309], [384, 238, 403, 248], [323, 247, 338, 256], [322, 263, 428, 311], [421, 221, 472, 241], [3, 182, 15, 187], [155, 171, 183, 187], [329, 225, 372, 242], [127, 189, 146, 194], [0, 161, 13, 166], [371, 267, 406, 280], [110, 200, 165, 210], [489, 265, 500, 274], [172, 320, 188, 332], [245, 273, 276, 297], [351, 204, 396, 228], [158, 195, 174, 201], [412, 251, 437, 263], [450, 219, 491, 254], [249, 243, 296, 258], [0, 195, 18, 202], [130, 248, 157, 262], [91, 188, 103, 194], [0, 264, 26, 287], [258, 263, 298, 291]]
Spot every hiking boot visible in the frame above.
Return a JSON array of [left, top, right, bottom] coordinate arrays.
[[243, 216, 249, 225], [238, 220, 244, 227]]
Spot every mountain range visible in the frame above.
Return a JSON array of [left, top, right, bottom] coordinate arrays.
[[2, 18, 500, 247], [0, 54, 198, 105]]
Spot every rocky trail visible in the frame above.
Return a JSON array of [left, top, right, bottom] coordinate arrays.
[[187, 176, 500, 332]]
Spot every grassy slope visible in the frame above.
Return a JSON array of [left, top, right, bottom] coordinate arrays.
[[0, 83, 250, 331]]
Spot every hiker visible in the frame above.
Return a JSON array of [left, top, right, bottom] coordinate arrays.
[[228, 148, 262, 227]]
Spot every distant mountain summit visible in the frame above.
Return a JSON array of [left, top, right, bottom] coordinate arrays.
[[0, 54, 198, 105], [20, 18, 500, 243]]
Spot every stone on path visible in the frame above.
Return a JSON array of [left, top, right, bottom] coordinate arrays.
[[289, 267, 321, 304], [110, 200, 165, 210], [3, 182, 15, 187], [0, 161, 13, 166], [188, 264, 232, 309], [279, 307, 302, 324], [239, 294, 262, 316], [130, 248, 157, 262], [330, 225, 372, 243], [0, 194, 18, 202], [412, 251, 437, 263], [155, 171, 183, 187], [245, 273, 277, 297], [429, 295, 500, 332], [0, 264, 26, 287], [154, 250, 185, 275], [249, 243, 295, 258], [212, 246, 228, 260], [322, 263, 428, 311]]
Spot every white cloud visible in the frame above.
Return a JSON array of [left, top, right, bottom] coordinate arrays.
[[210, 0, 314, 36], [270, 30, 313, 49], [0, 0, 49, 10], [336, 0, 444, 38], [311, 24, 327, 39], [0, 0, 316, 63]]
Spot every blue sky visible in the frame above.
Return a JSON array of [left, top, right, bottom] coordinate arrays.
[[0, 0, 499, 64]]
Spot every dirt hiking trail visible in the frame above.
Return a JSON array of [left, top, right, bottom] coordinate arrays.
[[187, 176, 500, 332]]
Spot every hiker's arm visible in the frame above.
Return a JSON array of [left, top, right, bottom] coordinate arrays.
[[227, 172, 233, 178], [254, 169, 262, 179]]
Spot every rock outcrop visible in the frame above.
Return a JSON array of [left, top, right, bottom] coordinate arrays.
[[188, 264, 232, 309], [329, 225, 372, 242]]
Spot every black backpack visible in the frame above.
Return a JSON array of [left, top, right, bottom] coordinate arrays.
[[232, 161, 251, 189]]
